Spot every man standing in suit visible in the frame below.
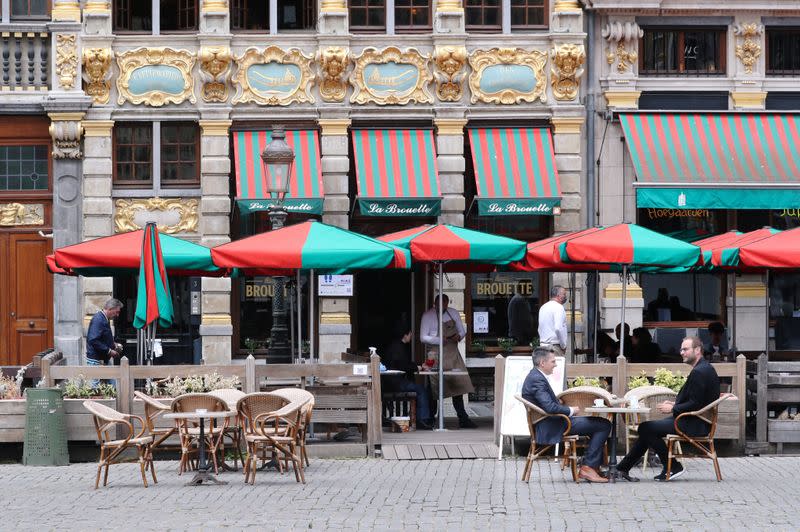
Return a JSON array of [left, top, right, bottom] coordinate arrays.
[[616, 336, 720, 482], [522, 347, 611, 483], [86, 299, 124, 384]]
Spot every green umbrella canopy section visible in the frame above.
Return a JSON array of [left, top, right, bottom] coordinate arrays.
[[711, 227, 782, 269], [133, 223, 174, 330]]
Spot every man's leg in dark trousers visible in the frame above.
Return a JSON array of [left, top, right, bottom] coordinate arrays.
[[617, 417, 674, 472], [569, 417, 611, 468], [452, 394, 469, 420]]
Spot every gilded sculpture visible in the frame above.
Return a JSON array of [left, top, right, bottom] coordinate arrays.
[[0, 203, 44, 226], [351, 47, 433, 105], [317, 47, 350, 102], [114, 198, 198, 234], [735, 23, 763, 75], [433, 46, 467, 102], [116, 48, 196, 106], [602, 22, 642, 75], [82, 48, 114, 105], [551, 43, 585, 101], [198, 47, 232, 103], [233, 46, 315, 106], [55, 34, 78, 90], [468, 48, 547, 104]]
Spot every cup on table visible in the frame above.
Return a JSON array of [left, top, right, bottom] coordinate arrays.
[[593, 398, 605, 407], [629, 397, 640, 408], [196, 408, 208, 414]]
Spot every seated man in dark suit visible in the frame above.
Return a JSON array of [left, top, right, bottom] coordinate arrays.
[[521, 347, 611, 483], [616, 336, 720, 482]]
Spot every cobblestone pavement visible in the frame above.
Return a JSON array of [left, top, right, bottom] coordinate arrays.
[[1, 457, 797, 531]]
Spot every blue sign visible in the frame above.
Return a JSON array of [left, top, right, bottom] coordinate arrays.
[[479, 64, 536, 94], [128, 65, 186, 95], [363, 62, 419, 94], [246, 62, 302, 95]]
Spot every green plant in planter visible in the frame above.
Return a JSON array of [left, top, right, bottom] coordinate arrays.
[[529, 337, 540, 349], [653, 367, 687, 392], [628, 371, 651, 390], [496, 337, 516, 352], [301, 340, 311, 356], [0, 374, 21, 399], [568, 376, 601, 388], [62, 375, 116, 399], [150, 372, 243, 398], [470, 340, 486, 353]]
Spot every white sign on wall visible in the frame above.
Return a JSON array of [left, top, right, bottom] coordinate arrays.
[[498, 355, 567, 440], [318, 274, 354, 296], [473, 311, 489, 333]]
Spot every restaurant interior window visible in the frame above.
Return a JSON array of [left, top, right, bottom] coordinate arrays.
[[465, 0, 500, 31], [160, 0, 198, 31], [767, 28, 800, 76], [11, 0, 48, 18], [0, 145, 49, 191], [771, 273, 800, 350], [114, 0, 152, 32], [349, 0, 386, 31], [395, 0, 431, 32], [640, 27, 726, 75], [470, 272, 541, 349], [160, 122, 199, 187], [510, 0, 546, 30], [114, 123, 153, 186]]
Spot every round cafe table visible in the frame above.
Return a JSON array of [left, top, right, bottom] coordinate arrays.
[[584, 405, 651, 483], [164, 410, 235, 486]]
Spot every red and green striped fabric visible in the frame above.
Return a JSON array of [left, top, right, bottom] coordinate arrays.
[[727, 227, 800, 269], [233, 130, 323, 214], [558, 223, 701, 269], [710, 227, 782, 268], [468, 128, 561, 215], [511, 228, 614, 272], [133, 223, 174, 329], [620, 113, 800, 183]]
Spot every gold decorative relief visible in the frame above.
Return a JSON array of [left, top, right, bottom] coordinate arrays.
[[609, 43, 637, 74], [351, 47, 433, 105], [433, 46, 467, 102], [232, 46, 315, 106], [114, 198, 199, 234], [468, 48, 546, 105], [602, 22, 642, 75], [317, 47, 350, 103], [551, 43, 585, 101], [55, 34, 78, 90], [198, 47, 232, 103], [0, 203, 44, 226], [82, 48, 114, 105], [734, 23, 763, 75], [116, 48, 196, 106]]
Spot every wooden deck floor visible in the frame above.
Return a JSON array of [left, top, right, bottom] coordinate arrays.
[[380, 417, 498, 460]]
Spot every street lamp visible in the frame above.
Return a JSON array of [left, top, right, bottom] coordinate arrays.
[[261, 126, 295, 363]]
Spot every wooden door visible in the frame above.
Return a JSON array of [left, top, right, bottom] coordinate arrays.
[[0, 233, 52, 365]]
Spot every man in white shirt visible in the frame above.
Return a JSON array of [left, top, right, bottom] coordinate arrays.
[[538, 285, 568, 356]]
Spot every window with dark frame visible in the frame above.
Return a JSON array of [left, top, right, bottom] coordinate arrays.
[[278, 0, 316, 30], [640, 27, 726, 76], [11, 0, 49, 18], [395, 0, 432, 32], [230, 0, 269, 31], [114, 123, 153, 186], [160, 122, 199, 187], [160, 0, 198, 31], [510, 0, 546, 29], [465, 0, 501, 31], [767, 28, 800, 76], [0, 145, 49, 191], [349, 0, 386, 31], [114, 0, 153, 32]]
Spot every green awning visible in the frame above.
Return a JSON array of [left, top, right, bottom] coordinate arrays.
[[636, 187, 800, 210]]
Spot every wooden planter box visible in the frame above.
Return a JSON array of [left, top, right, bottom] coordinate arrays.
[[715, 397, 740, 440], [0, 399, 26, 442], [130, 397, 181, 446], [768, 419, 800, 443], [64, 398, 115, 441]]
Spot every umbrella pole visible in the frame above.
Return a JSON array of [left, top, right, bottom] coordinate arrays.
[[310, 269, 316, 363], [620, 265, 627, 361], [593, 271, 599, 364], [731, 272, 737, 356], [297, 270, 302, 364], [411, 270, 416, 362], [765, 270, 770, 361], [437, 262, 445, 432], [137, 328, 143, 366], [569, 272, 576, 362]]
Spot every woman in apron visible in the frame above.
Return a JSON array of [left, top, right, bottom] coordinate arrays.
[[420, 295, 477, 428]]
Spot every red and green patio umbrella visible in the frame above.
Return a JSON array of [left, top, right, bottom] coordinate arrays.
[[379, 224, 526, 430], [709, 227, 782, 269], [133, 223, 174, 365], [510, 227, 613, 272]]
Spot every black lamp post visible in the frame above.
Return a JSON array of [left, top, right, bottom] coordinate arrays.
[[261, 126, 294, 363]]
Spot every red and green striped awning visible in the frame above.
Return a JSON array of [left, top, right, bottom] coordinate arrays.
[[233, 130, 324, 214], [621, 113, 800, 210], [468, 128, 562, 216], [351, 129, 441, 217]]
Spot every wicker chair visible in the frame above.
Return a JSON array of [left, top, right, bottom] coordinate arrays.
[[208, 388, 246, 470], [171, 393, 229, 475], [622, 386, 678, 470], [666, 393, 733, 482], [270, 388, 315, 468], [83, 400, 156, 489], [133, 391, 176, 453], [254, 400, 307, 484], [556, 386, 613, 469], [514, 394, 580, 483], [237, 392, 290, 484]]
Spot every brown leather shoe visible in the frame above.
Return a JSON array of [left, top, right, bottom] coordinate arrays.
[[579, 465, 609, 483]]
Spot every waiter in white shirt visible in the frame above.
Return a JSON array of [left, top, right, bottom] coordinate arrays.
[[538, 285, 568, 357]]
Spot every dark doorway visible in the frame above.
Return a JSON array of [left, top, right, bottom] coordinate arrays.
[[354, 270, 419, 358]]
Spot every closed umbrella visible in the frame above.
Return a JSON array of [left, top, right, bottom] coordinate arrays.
[[133, 223, 174, 365]]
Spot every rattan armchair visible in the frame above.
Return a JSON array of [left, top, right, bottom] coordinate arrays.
[[133, 391, 176, 453], [208, 388, 246, 470], [556, 386, 613, 470], [237, 392, 290, 484], [171, 393, 229, 475], [254, 400, 307, 484], [666, 393, 733, 481], [622, 386, 678, 470], [514, 394, 579, 483], [83, 400, 156, 489], [271, 388, 315, 468]]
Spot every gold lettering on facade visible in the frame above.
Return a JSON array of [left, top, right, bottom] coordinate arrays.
[[468, 48, 547, 104], [646, 208, 710, 219], [116, 48, 196, 106]]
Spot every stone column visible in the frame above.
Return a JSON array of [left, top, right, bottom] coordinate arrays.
[[200, 0, 229, 34], [317, 117, 352, 362], [601, 282, 644, 332], [552, 0, 582, 33], [319, 0, 348, 35], [198, 119, 233, 364], [731, 279, 768, 352], [83, 1, 112, 35], [434, 0, 464, 34], [52, 0, 81, 22]]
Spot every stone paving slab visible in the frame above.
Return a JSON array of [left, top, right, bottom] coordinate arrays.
[[0, 457, 797, 531]]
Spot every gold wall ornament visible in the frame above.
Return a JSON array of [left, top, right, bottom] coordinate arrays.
[[468, 48, 547, 105], [55, 34, 78, 90], [350, 47, 433, 105], [48, 113, 84, 159], [317, 47, 350, 102], [0, 203, 44, 226], [232, 46, 315, 106], [82, 48, 114, 105], [116, 47, 196, 106], [602, 22, 642, 75], [198, 46, 232, 103], [734, 23, 763, 75], [433, 46, 467, 102], [551, 43, 585, 101], [613, 42, 637, 74], [114, 198, 199, 234]]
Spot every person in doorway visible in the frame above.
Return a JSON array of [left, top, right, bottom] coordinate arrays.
[[382, 320, 434, 430], [615, 336, 721, 482], [86, 298, 124, 386], [704, 321, 728, 361], [646, 287, 672, 321], [420, 294, 477, 429], [614, 322, 633, 361], [522, 347, 611, 483], [538, 286, 568, 357], [630, 327, 661, 363], [508, 282, 534, 346]]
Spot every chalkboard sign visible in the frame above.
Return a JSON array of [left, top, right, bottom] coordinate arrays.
[[498, 355, 566, 439]]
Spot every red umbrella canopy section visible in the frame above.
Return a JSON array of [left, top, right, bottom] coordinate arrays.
[[510, 227, 613, 272], [726, 226, 800, 269], [709, 227, 782, 268], [133, 223, 174, 329], [692, 230, 743, 267]]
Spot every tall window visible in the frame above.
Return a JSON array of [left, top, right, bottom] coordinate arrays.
[[231, 0, 269, 30], [114, 123, 153, 186], [11, 0, 49, 18], [465, 0, 500, 31], [349, 0, 387, 31], [160, 123, 198, 186], [114, 0, 197, 32], [510, 0, 546, 29], [113, 122, 199, 189], [160, 0, 198, 31], [0, 145, 48, 191], [395, 0, 431, 32], [232, 0, 316, 31], [640, 28, 726, 75], [767, 28, 800, 76], [114, 0, 153, 32]]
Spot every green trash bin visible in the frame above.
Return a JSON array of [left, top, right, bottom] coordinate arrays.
[[23, 387, 69, 466]]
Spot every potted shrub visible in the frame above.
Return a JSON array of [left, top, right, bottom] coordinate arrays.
[[60, 375, 117, 441], [0, 369, 26, 443], [496, 337, 516, 354], [469, 340, 487, 357]]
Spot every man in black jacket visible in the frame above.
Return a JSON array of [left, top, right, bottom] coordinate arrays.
[[616, 336, 720, 482]]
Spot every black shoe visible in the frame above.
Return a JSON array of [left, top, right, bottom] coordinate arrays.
[[458, 418, 478, 429], [654, 462, 684, 481], [615, 468, 640, 482], [417, 419, 434, 430]]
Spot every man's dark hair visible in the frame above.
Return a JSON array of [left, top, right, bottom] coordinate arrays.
[[532, 346, 554, 367], [708, 321, 724, 334]]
